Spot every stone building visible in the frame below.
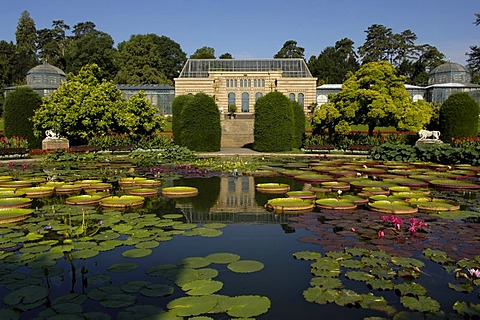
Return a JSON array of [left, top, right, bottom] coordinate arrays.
[[174, 58, 317, 116]]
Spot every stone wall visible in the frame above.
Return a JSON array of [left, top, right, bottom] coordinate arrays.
[[221, 118, 254, 148]]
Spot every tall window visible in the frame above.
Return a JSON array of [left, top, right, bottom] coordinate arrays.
[[298, 93, 304, 106], [289, 93, 296, 101], [228, 92, 236, 107], [241, 92, 249, 112], [255, 92, 263, 101]]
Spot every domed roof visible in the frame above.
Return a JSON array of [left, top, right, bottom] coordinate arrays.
[[428, 62, 471, 85], [26, 62, 66, 86]]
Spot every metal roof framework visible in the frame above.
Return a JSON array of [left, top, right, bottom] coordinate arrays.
[[178, 58, 313, 78]]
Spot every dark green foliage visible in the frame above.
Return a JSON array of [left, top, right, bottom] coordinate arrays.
[[291, 101, 306, 149], [370, 142, 480, 165], [180, 93, 221, 152], [4, 86, 42, 148], [172, 95, 193, 145], [254, 92, 294, 152], [439, 93, 479, 142]]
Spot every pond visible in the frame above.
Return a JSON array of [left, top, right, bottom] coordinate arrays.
[[1, 159, 480, 319]]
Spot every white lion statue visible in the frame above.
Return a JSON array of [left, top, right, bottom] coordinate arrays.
[[418, 129, 441, 140], [45, 130, 61, 139]]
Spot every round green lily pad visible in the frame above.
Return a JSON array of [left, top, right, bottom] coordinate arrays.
[[315, 198, 357, 210], [0, 197, 32, 208], [219, 295, 271, 318], [368, 200, 418, 214], [286, 190, 316, 199], [265, 198, 314, 213], [227, 260, 264, 273], [129, 188, 158, 197], [66, 194, 103, 205], [429, 179, 480, 189], [100, 195, 145, 208], [181, 279, 223, 296], [0, 208, 34, 224], [107, 262, 138, 273], [205, 252, 241, 264], [255, 183, 290, 194], [122, 248, 152, 258], [167, 296, 218, 316], [162, 186, 198, 198]]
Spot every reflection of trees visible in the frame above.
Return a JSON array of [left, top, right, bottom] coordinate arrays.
[[175, 177, 220, 213]]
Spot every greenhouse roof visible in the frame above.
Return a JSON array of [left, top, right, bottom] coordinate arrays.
[[178, 59, 313, 78]]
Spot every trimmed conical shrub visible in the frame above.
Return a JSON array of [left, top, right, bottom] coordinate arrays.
[[439, 92, 479, 142]]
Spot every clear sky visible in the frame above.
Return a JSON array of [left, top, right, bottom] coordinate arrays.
[[1, 0, 478, 65]]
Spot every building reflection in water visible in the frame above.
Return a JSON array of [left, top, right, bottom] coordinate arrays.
[[174, 175, 295, 225]]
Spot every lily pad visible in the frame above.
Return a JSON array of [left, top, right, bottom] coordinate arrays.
[[162, 186, 198, 198], [65, 194, 103, 205], [100, 195, 145, 208], [219, 295, 271, 318], [0, 197, 32, 209], [181, 279, 223, 296], [265, 198, 314, 213], [3, 285, 49, 308], [107, 262, 138, 272], [315, 198, 357, 210], [122, 248, 152, 258], [205, 252, 241, 264], [255, 183, 290, 194], [227, 260, 264, 273], [400, 295, 440, 313], [368, 200, 418, 214], [167, 296, 218, 316], [0, 208, 34, 224]]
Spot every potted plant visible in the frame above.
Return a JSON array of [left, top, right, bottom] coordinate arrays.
[[228, 104, 237, 119]]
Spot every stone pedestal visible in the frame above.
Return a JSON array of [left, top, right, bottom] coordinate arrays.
[[42, 138, 69, 150], [415, 139, 443, 146]]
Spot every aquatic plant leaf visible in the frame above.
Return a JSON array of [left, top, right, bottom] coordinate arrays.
[[3, 285, 49, 307], [192, 228, 223, 237], [345, 247, 372, 257], [362, 256, 389, 268], [173, 268, 219, 287], [366, 278, 394, 291], [340, 259, 364, 269], [71, 249, 99, 259], [83, 312, 112, 320], [345, 271, 375, 282], [310, 277, 343, 289], [303, 287, 339, 304], [116, 305, 168, 320], [334, 289, 362, 306], [219, 295, 271, 318], [51, 302, 83, 314], [99, 293, 137, 308], [202, 223, 227, 229], [453, 301, 480, 317], [325, 251, 350, 259], [121, 281, 150, 293], [436, 210, 480, 220], [122, 248, 152, 258], [0, 309, 19, 320], [145, 264, 179, 277], [400, 295, 440, 313], [359, 293, 396, 315], [88, 274, 111, 285], [108, 262, 138, 273], [173, 223, 197, 230], [422, 248, 455, 265], [162, 214, 184, 219], [227, 260, 264, 273], [52, 293, 88, 305], [394, 282, 427, 296], [293, 251, 322, 261], [390, 256, 424, 268], [181, 279, 223, 296], [88, 285, 123, 301], [167, 296, 218, 316], [205, 252, 240, 264], [135, 240, 160, 249], [180, 257, 211, 269], [448, 282, 474, 293], [139, 284, 174, 297]]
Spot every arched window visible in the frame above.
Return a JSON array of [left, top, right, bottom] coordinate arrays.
[[228, 92, 236, 107], [255, 92, 263, 101], [241, 92, 249, 112], [298, 93, 304, 106], [289, 93, 295, 101]]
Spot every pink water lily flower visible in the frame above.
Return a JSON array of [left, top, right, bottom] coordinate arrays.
[[468, 268, 480, 278], [378, 230, 385, 238]]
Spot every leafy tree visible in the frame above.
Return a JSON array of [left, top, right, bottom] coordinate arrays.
[[32, 64, 165, 145], [219, 53, 233, 59], [467, 13, 480, 84], [4, 86, 43, 148], [308, 38, 359, 84], [190, 46, 215, 59], [439, 92, 479, 142], [254, 92, 294, 152], [171, 94, 194, 145], [115, 34, 186, 85], [398, 44, 445, 85], [65, 22, 117, 80], [312, 61, 433, 135], [357, 24, 394, 64], [14, 10, 38, 82], [291, 100, 306, 149], [37, 20, 70, 69], [180, 93, 221, 152], [0, 40, 16, 87], [274, 40, 305, 59]]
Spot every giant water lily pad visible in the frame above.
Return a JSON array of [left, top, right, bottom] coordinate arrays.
[[0, 208, 34, 224], [3, 285, 49, 309], [205, 252, 241, 264], [181, 279, 223, 296], [368, 200, 418, 214], [294, 173, 335, 183], [129, 188, 158, 197], [0, 180, 33, 188], [100, 195, 145, 208], [265, 198, 314, 213], [255, 183, 290, 194], [54, 184, 83, 194], [315, 198, 357, 210], [411, 198, 460, 212], [320, 181, 351, 191], [286, 190, 316, 199], [162, 186, 198, 198], [0, 197, 32, 208], [66, 194, 103, 205], [17, 186, 54, 198], [220, 295, 271, 318], [0, 190, 26, 198], [429, 179, 480, 190], [167, 295, 218, 316]]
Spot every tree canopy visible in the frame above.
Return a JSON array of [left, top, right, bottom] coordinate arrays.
[[32, 64, 165, 144], [467, 13, 480, 84], [190, 46, 216, 59], [274, 40, 305, 59], [312, 61, 433, 135]]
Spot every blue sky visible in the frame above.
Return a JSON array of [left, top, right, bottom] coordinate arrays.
[[1, 0, 478, 64]]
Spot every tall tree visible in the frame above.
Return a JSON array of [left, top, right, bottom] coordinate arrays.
[[65, 22, 117, 80], [308, 38, 359, 84], [37, 20, 70, 69], [312, 61, 433, 135], [274, 40, 305, 59], [115, 34, 186, 85], [190, 46, 215, 59], [398, 44, 445, 85], [15, 10, 38, 80], [357, 24, 393, 64], [467, 13, 480, 84], [219, 53, 233, 59], [0, 41, 16, 87]]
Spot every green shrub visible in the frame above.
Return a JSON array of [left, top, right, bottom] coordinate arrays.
[[172, 94, 193, 145], [439, 92, 479, 143], [180, 93, 221, 152], [254, 92, 294, 152], [291, 101, 305, 149], [4, 86, 42, 148]]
